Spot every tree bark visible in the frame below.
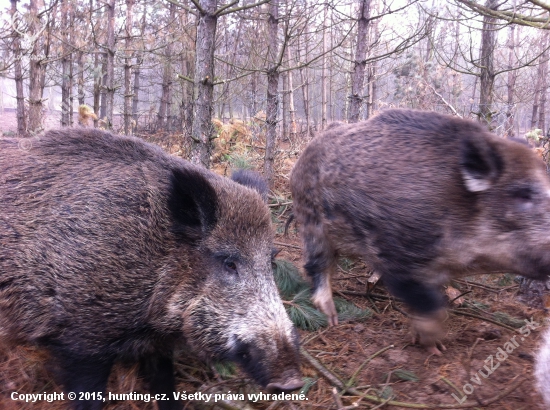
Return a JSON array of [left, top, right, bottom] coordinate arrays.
[[348, 0, 371, 123], [157, 2, 176, 132], [77, 51, 85, 105], [298, 43, 310, 136], [478, 0, 498, 129], [103, 0, 116, 129], [61, 0, 72, 126], [190, 0, 218, 167], [321, 4, 328, 129], [10, 0, 26, 136], [504, 25, 518, 137], [264, 0, 279, 187], [28, 0, 49, 135], [132, 11, 147, 132], [94, 52, 103, 128], [538, 33, 550, 133], [287, 46, 297, 139], [123, 0, 134, 135]]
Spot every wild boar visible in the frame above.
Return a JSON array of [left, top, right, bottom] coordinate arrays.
[[0, 129, 303, 410], [290, 109, 550, 354], [230, 169, 269, 203]]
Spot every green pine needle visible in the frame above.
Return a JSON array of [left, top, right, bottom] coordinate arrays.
[[492, 312, 525, 329], [272, 259, 310, 298], [286, 289, 328, 331], [378, 386, 394, 399], [273, 259, 372, 331], [334, 297, 372, 322], [386, 369, 419, 382], [212, 361, 237, 379], [299, 377, 317, 396]]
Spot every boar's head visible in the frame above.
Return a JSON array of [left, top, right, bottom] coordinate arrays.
[[165, 167, 302, 393]]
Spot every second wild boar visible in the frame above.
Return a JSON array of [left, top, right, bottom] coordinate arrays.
[[290, 109, 550, 354]]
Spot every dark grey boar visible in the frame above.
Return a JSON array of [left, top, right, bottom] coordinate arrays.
[[290, 109, 550, 355], [231, 169, 269, 202], [0, 129, 302, 410]]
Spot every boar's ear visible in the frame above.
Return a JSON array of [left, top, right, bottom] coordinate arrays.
[[459, 136, 503, 192], [168, 168, 218, 243], [230, 169, 269, 203]]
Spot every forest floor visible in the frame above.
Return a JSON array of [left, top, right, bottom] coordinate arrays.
[[0, 118, 548, 409]]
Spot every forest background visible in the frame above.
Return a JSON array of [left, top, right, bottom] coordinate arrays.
[[2, 0, 550, 182]]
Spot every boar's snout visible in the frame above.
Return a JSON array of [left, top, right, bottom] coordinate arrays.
[[266, 379, 305, 394], [229, 331, 302, 392]]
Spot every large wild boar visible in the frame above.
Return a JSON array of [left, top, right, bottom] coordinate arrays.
[[0, 129, 302, 410], [290, 109, 550, 354]]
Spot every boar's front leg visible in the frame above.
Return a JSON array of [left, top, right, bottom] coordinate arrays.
[[56, 354, 114, 410], [384, 275, 447, 355], [302, 224, 338, 326], [139, 354, 181, 410]]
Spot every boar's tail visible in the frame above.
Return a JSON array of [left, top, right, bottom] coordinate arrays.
[[284, 213, 295, 237]]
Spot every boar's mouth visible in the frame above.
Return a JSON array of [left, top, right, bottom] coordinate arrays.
[[227, 339, 303, 393]]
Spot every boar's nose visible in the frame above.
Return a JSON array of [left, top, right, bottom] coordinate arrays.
[[266, 379, 304, 394]]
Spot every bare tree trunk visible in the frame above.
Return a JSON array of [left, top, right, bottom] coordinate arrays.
[[77, 51, 85, 105], [505, 24, 519, 137], [264, 0, 279, 186], [348, 0, 371, 123], [190, 0, 218, 167], [61, 0, 72, 126], [366, 7, 379, 119], [299, 61, 310, 136], [69, 37, 74, 125], [478, 0, 498, 129], [366, 63, 377, 119], [132, 12, 147, 132], [28, 0, 49, 135], [99, 54, 107, 121], [321, 4, 328, 129], [94, 52, 102, 128], [157, 3, 176, 131], [123, 0, 134, 135], [181, 53, 193, 133], [538, 33, 550, 133], [531, 33, 549, 131], [104, 0, 116, 129], [250, 72, 258, 117], [131, 57, 141, 131], [282, 70, 289, 140], [287, 46, 297, 139], [218, 19, 242, 121], [10, 0, 26, 135]]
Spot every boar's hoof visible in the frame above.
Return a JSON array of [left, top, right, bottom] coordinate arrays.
[[312, 289, 338, 326], [266, 379, 305, 394], [410, 310, 448, 356]]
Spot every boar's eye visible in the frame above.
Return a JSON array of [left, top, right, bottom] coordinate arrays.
[[224, 259, 238, 275], [510, 186, 533, 201]]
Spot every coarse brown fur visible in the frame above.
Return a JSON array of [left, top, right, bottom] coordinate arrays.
[[290, 109, 550, 353], [0, 128, 302, 410]]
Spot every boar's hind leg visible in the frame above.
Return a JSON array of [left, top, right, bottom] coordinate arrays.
[[302, 226, 338, 326], [57, 354, 114, 410], [139, 354, 181, 410], [384, 275, 447, 355]]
